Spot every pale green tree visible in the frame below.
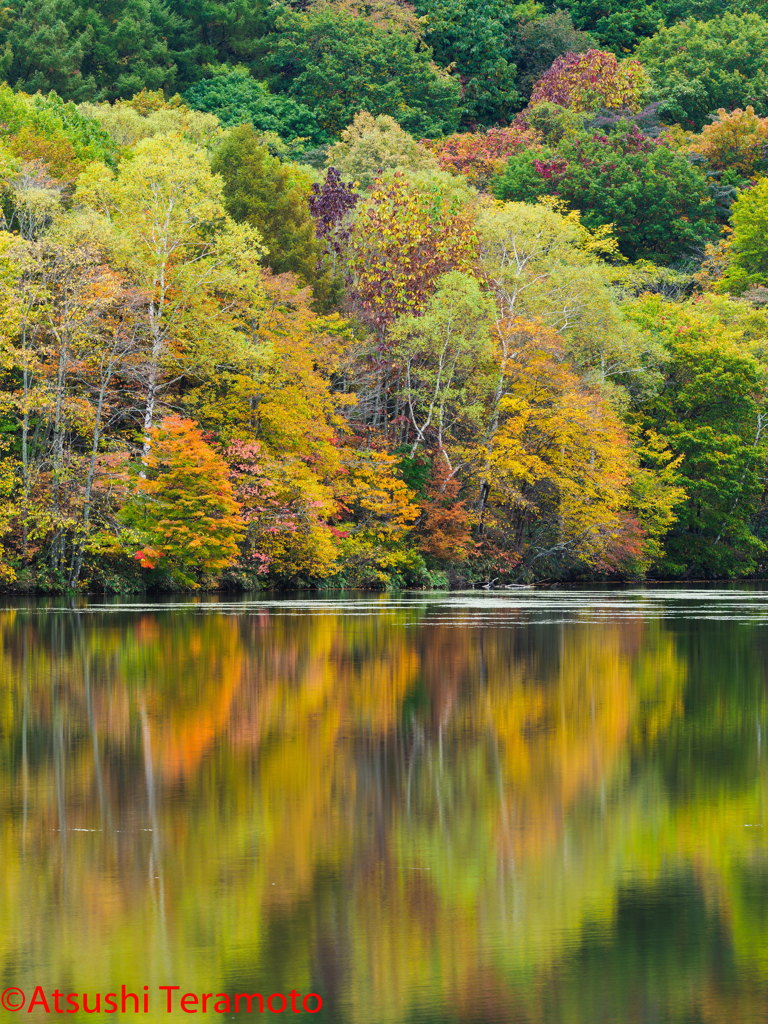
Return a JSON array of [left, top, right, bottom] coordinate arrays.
[[722, 177, 768, 293], [390, 271, 494, 476], [74, 134, 263, 457], [476, 199, 659, 397], [326, 111, 440, 189]]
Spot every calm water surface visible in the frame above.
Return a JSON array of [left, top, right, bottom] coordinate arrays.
[[2, 587, 768, 1022]]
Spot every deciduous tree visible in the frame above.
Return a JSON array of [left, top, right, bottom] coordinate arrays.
[[74, 134, 263, 458], [326, 112, 439, 189], [348, 171, 477, 336], [628, 295, 768, 576], [256, 5, 461, 138], [213, 124, 331, 297], [688, 106, 768, 176], [184, 67, 321, 142], [636, 13, 768, 129], [529, 50, 648, 113], [121, 414, 243, 585], [493, 127, 718, 263]]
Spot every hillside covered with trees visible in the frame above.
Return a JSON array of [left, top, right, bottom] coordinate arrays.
[[2, 0, 768, 590]]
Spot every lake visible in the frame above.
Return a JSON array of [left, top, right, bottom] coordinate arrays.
[[2, 587, 768, 1022]]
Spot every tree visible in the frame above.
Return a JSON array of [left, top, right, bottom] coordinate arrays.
[[412, 461, 475, 564], [426, 125, 537, 188], [308, 167, 359, 258], [553, 0, 664, 51], [721, 178, 768, 293], [121, 415, 243, 585], [80, 91, 223, 148], [473, 200, 672, 567], [627, 295, 768, 577], [256, 4, 461, 138], [212, 125, 331, 296], [687, 107, 768, 176], [390, 271, 494, 474], [74, 134, 263, 458], [0, 0, 187, 101], [511, 11, 595, 98], [636, 13, 768, 130], [224, 437, 339, 581], [187, 272, 354, 582], [308, 0, 426, 37], [494, 126, 718, 263], [225, 438, 324, 578], [0, 86, 117, 169], [334, 447, 422, 586], [163, 0, 278, 69], [183, 67, 322, 143], [529, 50, 649, 113], [409, 0, 524, 125], [474, 319, 645, 577], [476, 198, 636, 376], [0, 228, 144, 588], [347, 171, 477, 337], [326, 112, 439, 190], [410, 0, 588, 124]]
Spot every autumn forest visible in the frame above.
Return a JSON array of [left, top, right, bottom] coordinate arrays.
[[2, 0, 768, 591]]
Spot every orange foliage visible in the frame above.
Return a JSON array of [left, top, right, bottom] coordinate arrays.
[[426, 126, 537, 187], [416, 463, 475, 563], [688, 106, 768, 174], [122, 415, 243, 583]]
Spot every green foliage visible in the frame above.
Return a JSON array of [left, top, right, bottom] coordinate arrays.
[[0, 85, 117, 168], [326, 112, 440, 189], [0, 0, 187, 101], [552, 0, 768, 51], [636, 14, 768, 130], [721, 177, 768, 293], [410, 0, 524, 125], [517, 100, 587, 143], [391, 270, 494, 467], [494, 126, 718, 263], [408, 0, 592, 124], [476, 198, 635, 373], [184, 67, 322, 143], [256, 5, 461, 138], [396, 450, 432, 498], [79, 91, 223, 148], [491, 148, 550, 204], [165, 0, 278, 69], [212, 124, 330, 295], [551, 0, 665, 51], [628, 295, 768, 577], [512, 10, 596, 97]]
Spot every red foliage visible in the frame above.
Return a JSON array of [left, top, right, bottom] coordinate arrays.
[[530, 49, 648, 113], [133, 547, 164, 568], [224, 439, 304, 573], [417, 463, 475, 563], [426, 126, 538, 187]]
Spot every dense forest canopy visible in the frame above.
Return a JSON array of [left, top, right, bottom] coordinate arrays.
[[1, 0, 768, 590]]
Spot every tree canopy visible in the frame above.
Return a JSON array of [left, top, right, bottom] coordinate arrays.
[[1, 1, 768, 588]]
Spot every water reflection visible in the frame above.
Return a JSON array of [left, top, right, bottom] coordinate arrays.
[[1, 591, 768, 1022]]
